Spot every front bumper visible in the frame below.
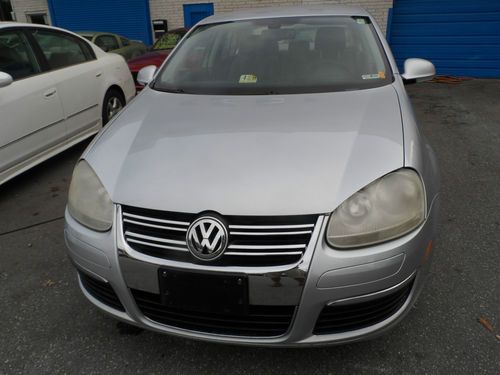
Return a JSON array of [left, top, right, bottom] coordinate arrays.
[[64, 197, 439, 346]]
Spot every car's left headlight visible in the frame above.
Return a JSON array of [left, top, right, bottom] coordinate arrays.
[[326, 169, 425, 249], [67, 160, 113, 231]]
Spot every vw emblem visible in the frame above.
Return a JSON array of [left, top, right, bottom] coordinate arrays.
[[186, 216, 228, 261]]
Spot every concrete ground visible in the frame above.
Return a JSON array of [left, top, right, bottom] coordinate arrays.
[[0, 80, 499, 374]]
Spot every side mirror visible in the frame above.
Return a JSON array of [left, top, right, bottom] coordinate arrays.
[[137, 65, 157, 86], [0, 72, 13, 88], [401, 58, 436, 83]]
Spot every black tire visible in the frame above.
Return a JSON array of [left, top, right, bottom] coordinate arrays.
[[102, 88, 125, 125]]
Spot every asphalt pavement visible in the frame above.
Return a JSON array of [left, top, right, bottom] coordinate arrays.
[[0, 80, 499, 374]]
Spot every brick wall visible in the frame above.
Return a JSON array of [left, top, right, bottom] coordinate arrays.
[[150, 0, 393, 35], [10, 0, 50, 23], [10, 0, 392, 35]]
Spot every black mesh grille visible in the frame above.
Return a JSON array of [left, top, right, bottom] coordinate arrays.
[[122, 205, 318, 267], [313, 280, 414, 335], [79, 272, 125, 312], [131, 288, 295, 337]]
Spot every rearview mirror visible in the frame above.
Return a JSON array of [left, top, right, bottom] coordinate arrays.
[[137, 65, 157, 86], [402, 58, 436, 83], [0, 72, 13, 88]]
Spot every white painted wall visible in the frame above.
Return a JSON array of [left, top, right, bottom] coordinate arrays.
[[10, 0, 50, 23], [150, 0, 394, 35], [10, 0, 393, 35]]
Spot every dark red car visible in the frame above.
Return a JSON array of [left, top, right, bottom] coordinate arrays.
[[128, 28, 187, 90]]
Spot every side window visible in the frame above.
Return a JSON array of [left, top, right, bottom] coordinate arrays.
[[0, 30, 40, 80], [79, 39, 96, 61], [31, 29, 88, 69], [95, 35, 119, 51], [120, 37, 130, 47]]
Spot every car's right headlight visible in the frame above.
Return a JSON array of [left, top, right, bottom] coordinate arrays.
[[67, 160, 113, 231], [326, 169, 426, 249]]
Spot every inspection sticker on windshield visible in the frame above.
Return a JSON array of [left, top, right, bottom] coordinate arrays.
[[239, 74, 258, 84], [362, 71, 386, 80]]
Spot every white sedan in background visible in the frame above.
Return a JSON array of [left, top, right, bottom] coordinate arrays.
[[0, 22, 135, 186]]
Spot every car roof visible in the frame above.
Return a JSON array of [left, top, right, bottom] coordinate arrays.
[[199, 5, 370, 25], [77, 31, 119, 37], [0, 21, 57, 29], [77, 31, 99, 36], [167, 27, 188, 33], [0, 22, 94, 39]]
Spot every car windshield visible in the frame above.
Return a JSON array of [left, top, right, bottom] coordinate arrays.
[[153, 32, 183, 50], [152, 16, 392, 95]]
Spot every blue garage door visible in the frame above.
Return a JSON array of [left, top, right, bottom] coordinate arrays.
[[48, 0, 152, 45], [183, 3, 214, 28], [388, 0, 500, 78]]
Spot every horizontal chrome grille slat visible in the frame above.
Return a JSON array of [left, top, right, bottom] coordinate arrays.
[[228, 224, 314, 230], [123, 212, 190, 226], [127, 238, 189, 252], [125, 231, 186, 246], [225, 251, 303, 256], [229, 230, 312, 236], [121, 205, 318, 267], [123, 218, 188, 232], [228, 244, 307, 250]]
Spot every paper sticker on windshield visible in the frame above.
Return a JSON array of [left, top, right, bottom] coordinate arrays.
[[239, 74, 258, 84], [362, 72, 385, 80]]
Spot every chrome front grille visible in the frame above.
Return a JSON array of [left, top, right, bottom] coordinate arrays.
[[121, 205, 318, 267], [123, 212, 189, 252]]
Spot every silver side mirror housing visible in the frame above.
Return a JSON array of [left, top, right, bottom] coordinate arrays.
[[137, 65, 157, 86], [0, 72, 13, 88], [401, 58, 436, 83]]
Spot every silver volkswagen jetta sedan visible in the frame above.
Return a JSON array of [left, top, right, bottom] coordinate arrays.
[[65, 6, 440, 346]]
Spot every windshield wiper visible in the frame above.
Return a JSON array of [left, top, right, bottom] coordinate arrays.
[[154, 87, 187, 94]]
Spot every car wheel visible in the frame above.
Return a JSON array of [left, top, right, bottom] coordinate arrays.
[[102, 89, 125, 125]]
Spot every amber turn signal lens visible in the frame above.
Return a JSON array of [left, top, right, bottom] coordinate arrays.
[[422, 240, 433, 262]]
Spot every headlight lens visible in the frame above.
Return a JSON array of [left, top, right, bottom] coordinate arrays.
[[68, 160, 113, 231], [326, 169, 425, 248]]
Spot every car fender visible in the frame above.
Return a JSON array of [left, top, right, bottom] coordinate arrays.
[[97, 53, 136, 107]]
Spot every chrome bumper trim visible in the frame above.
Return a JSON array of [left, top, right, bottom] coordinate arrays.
[[327, 271, 416, 306]]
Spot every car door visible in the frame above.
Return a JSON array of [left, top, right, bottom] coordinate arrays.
[[0, 28, 65, 177], [30, 28, 102, 140]]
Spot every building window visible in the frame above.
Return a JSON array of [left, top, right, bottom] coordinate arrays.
[[27, 13, 48, 25], [0, 0, 13, 21]]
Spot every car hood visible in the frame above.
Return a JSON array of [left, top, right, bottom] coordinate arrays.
[[127, 50, 170, 70], [86, 85, 404, 216]]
